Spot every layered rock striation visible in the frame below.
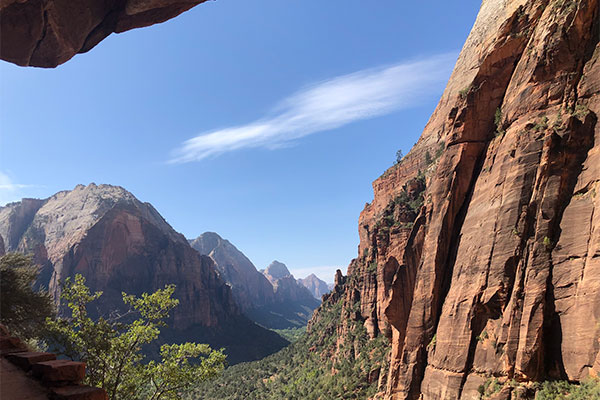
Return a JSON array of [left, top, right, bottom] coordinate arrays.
[[0, 184, 287, 364], [313, 0, 600, 398]]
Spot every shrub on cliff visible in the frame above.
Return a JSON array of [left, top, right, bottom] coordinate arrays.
[[44, 274, 226, 400], [535, 378, 600, 400], [0, 253, 54, 339]]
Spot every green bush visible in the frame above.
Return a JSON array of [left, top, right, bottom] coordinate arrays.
[[535, 378, 600, 400], [0, 253, 54, 340], [45, 274, 225, 400]]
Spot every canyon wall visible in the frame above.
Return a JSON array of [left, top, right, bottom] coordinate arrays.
[[316, 0, 600, 398]]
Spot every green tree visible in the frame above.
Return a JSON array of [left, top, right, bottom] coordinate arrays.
[[424, 151, 433, 165], [45, 274, 225, 400], [396, 149, 404, 164], [0, 253, 54, 339]]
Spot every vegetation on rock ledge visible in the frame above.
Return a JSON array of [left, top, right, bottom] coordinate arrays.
[[194, 292, 389, 399]]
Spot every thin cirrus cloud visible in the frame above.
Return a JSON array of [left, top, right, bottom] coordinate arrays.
[[169, 52, 457, 163]]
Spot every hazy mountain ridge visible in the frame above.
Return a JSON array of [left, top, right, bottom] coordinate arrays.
[[298, 273, 330, 299], [189, 232, 276, 312], [190, 236, 320, 329]]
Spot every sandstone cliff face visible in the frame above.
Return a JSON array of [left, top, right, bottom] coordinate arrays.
[[312, 0, 599, 398], [0, 0, 208, 67], [0, 184, 287, 364], [189, 232, 276, 312], [298, 273, 330, 300]]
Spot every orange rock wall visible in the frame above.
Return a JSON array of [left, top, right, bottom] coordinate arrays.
[[320, 1, 600, 399]]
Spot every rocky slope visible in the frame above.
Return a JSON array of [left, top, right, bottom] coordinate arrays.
[[298, 273, 330, 299], [0, 0, 209, 67], [307, 0, 600, 399], [189, 232, 276, 312], [0, 184, 287, 364]]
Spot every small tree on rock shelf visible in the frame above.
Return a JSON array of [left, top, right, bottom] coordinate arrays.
[[396, 149, 404, 164], [44, 274, 226, 400]]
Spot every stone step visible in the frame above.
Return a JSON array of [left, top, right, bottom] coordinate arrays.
[[32, 360, 86, 384], [0, 336, 27, 354], [0, 324, 10, 336], [5, 351, 57, 371], [50, 385, 108, 400]]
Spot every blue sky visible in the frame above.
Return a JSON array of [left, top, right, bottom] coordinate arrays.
[[0, 0, 480, 283]]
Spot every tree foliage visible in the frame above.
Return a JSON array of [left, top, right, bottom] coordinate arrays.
[[0, 253, 54, 339], [395, 149, 404, 164], [45, 274, 225, 400], [194, 298, 389, 400]]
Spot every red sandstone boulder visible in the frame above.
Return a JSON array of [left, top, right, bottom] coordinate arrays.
[[32, 359, 86, 383]]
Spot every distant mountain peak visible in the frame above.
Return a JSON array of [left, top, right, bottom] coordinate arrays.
[[190, 232, 227, 253], [298, 273, 330, 300], [190, 237, 320, 329], [264, 260, 292, 280]]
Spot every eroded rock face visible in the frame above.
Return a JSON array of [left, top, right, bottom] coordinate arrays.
[[189, 232, 276, 312], [308, 0, 599, 398], [0, 0, 208, 68], [392, 1, 599, 398], [0, 184, 288, 364]]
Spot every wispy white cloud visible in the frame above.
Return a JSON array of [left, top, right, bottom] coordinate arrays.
[[0, 171, 35, 206], [169, 53, 457, 163]]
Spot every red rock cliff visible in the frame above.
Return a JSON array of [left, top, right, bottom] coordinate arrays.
[[315, 0, 599, 398]]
